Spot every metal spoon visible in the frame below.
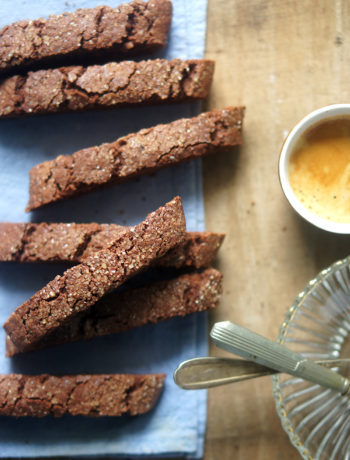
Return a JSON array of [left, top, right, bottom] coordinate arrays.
[[174, 356, 350, 390], [174, 321, 350, 392]]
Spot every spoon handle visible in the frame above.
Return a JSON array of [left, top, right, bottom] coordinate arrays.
[[174, 356, 350, 390], [210, 321, 350, 394]]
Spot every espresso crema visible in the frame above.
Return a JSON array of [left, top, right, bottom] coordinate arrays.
[[289, 118, 350, 223]]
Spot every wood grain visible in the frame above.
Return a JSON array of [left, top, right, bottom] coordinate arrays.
[[203, 0, 350, 458]]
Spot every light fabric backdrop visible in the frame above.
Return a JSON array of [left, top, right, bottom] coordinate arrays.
[[0, 0, 209, 457]]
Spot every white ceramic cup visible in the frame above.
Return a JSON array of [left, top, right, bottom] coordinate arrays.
[[279, 104, 350, 234]]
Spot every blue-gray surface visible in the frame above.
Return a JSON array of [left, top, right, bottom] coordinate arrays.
[[0, 0, 209, 458]]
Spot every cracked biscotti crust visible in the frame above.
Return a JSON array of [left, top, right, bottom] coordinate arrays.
[[6, 268, 223, 356], [3, 197, 186, 352], [0, 222, 224, 268], [0, 0, 172, 75], [0, 59, 214, 118], [26, 107, 242, 211], [158, 231, 225, 269], [0, 373, 165, 417], [0, 222, 124, 262]]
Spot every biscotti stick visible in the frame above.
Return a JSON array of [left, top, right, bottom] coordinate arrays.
[[0, 0, 172, 75], [158, 231, 225, 269], [0, 59, 214, 119], [0, 222, 224, 268], [3, 197, 186, 352], [0, 373, 165, 417], [6, 268, 223, 356], [0, 222, 125, 262], [26, 107, 242, 211]]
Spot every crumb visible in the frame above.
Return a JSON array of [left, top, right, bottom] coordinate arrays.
[[335, 35, 343, 46]]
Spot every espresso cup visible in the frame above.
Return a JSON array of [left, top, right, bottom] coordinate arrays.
[[279, 104, 350, 234]]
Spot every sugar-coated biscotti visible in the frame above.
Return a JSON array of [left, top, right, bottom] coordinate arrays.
[[0, 222, 224, 268], [6, 268, 223, 356], [26, 107, 242, 211], [0, 0, 172, 75], [0, 222, 124, 262], [157, 231, 225, 269], [3, 197, 186, 352], [0, 373, 165, 417], [0, 59, 214, 118]]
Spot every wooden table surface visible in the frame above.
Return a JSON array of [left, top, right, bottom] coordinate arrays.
[[202, 0, 350, 458]]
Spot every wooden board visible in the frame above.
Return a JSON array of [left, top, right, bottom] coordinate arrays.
[[203, 0, 350, 458]]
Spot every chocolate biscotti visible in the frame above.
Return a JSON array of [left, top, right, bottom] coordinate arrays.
[[0, 222, 124, 263], [0, 373, 165, 417], [157, 232, 225, 269], [0, 221, 224, 267], [6, 268, 223, 356], [0, 59, 214, 119], [26, 107, 242, 211], [0, 0, 172, 76], [3, 197, 186, 352]]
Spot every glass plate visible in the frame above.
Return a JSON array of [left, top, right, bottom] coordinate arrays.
[[273, 256, 350, 460]]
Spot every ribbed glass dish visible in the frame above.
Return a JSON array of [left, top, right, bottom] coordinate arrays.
[[273, 256, 350, 460]]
